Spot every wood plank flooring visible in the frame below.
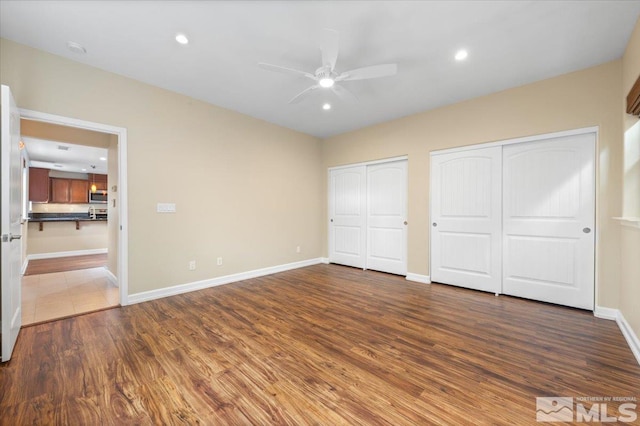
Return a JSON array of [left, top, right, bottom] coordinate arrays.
[[1, 264, 638, 424], [24, 253, 108, 276]]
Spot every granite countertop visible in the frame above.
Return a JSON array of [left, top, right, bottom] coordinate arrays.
[[28, 213, 108, 222]]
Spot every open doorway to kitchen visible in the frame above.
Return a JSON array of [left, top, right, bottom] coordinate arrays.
[[18, 110, 127, 325]]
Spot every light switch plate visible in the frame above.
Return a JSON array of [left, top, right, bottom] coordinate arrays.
[[157, 203, 176, 213]]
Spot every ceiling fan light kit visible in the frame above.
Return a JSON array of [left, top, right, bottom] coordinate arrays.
[[258, 28, 398, 105]]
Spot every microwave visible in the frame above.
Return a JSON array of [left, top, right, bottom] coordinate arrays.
[[89, 190, 108, 204]]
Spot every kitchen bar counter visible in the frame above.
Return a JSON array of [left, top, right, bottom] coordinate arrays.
[[28, 213, 107, 231], [28, 217, 108, 222]]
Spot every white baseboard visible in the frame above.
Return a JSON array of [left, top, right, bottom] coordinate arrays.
[[28, 248, 107, 261], [594, 306, 618, 320], [320, 257, 330, 264], [127, 258, 324, 305], [105, 268, 118, 287], [21, 258, 29, 275], [406, 273, 431, 284], [595, 306, 640, 366], [616, 311, 640, 366]]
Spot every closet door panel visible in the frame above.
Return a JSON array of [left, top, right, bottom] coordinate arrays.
[[366, 160, 407, 275], [329, 166, 367, 268], [430, 147, 502, 293], [503, 134, 595, 310]]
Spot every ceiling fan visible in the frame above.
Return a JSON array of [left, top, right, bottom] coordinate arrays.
[[258, 29, 398, 104]]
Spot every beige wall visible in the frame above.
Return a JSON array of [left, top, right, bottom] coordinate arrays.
[[22, 119, 111, 148], [1, 38, 323, 295], [107, 134, 118, 277], [620, 17, 640, 343], [27, 221, 107, 255], [322, 61, 623, 309]]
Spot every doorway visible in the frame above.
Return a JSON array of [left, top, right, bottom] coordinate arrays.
[[19, 108, 129, 314], [20, 118, 120, 323]]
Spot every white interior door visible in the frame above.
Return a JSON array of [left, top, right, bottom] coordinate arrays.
[[503, 134, 595, 310], [430, 147, 502, 293], [1, 85, 23, 362], [366, 160, 407, 275], [329, 166, 366, 269]]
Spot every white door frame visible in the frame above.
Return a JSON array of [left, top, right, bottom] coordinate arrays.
[[328, 155, 408, 274], [19, 108, 129, 306], [429, 126, 599, 307]]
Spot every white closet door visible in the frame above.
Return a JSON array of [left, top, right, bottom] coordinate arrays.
[[329, 166, 366, 268], [430, 147, 502, 293], [366, 160, 408, 275], [503, 134, 595, 310]]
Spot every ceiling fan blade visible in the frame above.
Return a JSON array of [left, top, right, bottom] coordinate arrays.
[[320, 28, 339, 71], [258, 62, 315, 80], [337, 64, 398, 81], [331, 84, 358, 103], [288, 85, 320, 104]]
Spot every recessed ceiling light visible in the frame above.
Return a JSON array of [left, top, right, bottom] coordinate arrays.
[[81, 168, 87, 172], [319, 78, 334, 88], [455, 49, 468, 61], [99, 157, 107, 161], [322, 103, 331, 110], [175, 34, 189, 45], [67, 41, 86, 54]]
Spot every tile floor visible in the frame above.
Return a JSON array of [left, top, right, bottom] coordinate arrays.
[[22, 267, 119, 325]]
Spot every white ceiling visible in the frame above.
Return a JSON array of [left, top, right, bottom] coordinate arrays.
[[24, 137, 108, 174], [1, 1, 639, 139]]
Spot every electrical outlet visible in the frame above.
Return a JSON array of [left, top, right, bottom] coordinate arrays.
[[217, 257, 223, 266], [188, 260, 196, 270], [296, 246, 301, 253]]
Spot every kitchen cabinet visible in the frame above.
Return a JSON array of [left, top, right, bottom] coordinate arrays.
[[70, 179, 89, 203], [89, 173, 108, 191], [50, 178, 89, 203], [29, 167, 50, 202]]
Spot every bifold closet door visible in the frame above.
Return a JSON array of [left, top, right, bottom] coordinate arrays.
[[430, 147, 502, 293], [502, 134, 595, 310], [328, 166, 366, 268], [366, 161, 408, 275]]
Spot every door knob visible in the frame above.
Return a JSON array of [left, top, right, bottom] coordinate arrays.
[[583, 227, 591, 234], [404, 221, 408, 225], [330, 219, 333, 222], [432, 223, 437, 227]]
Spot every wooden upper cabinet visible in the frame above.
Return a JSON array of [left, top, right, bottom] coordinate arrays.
[[29, 167, 50, 202], [70, 179, 89, 203], [50, 178, 89, 204], [89, 173, 108, 191], [50, 178, 70, 203]]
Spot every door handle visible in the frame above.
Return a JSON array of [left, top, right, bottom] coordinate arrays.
[[404, 221, 408, 225], [583, 227, 591, 234], [1, 234, 22, 242], [330, 219, 334, 222], [432, 222, 437, 227]]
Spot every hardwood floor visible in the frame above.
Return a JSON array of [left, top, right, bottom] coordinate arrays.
[[1, 264, 638, 424], [24, 253, 108, 276]]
